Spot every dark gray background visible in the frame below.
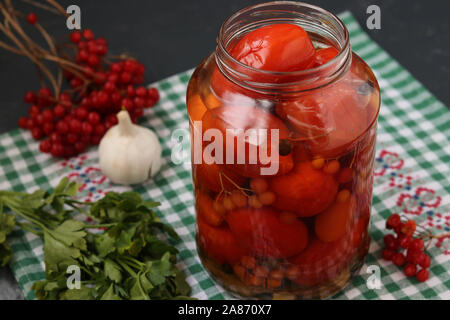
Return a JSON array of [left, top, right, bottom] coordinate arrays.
[[0, 0, 448, 299]]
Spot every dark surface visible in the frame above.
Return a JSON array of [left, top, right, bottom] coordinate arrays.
[[0, 0, 449, 300]]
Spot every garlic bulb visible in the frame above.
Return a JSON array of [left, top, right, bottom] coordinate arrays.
[[98, 110, 162, 185]]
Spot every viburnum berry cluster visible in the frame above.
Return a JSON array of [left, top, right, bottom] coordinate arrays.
[[18, 29, 159, 158], [382, 214, 431, 282], [0, 1, 160, 158]]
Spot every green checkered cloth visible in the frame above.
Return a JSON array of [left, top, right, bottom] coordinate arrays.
[[1, 11, 449, 300]]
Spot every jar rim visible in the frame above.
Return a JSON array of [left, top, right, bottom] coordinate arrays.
[[215, 1, 352, 93]]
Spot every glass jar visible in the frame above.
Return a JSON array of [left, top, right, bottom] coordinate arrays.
[[186, 1, 380, 299]]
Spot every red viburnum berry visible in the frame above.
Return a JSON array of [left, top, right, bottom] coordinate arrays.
[[403, 263, 417, 277], [406, 248, 422, 264], [24, 91, 36, 104], [148, 87, 160, 102], [133, 96, 145, 109], [75, 107, 88, 120], [39, 139, 51, 153], [26, 13, 37, 25], [87, 54, 100, 67], [392, 253, 406, 267], [382, 248, 396, 261], [50, 143, 64, 157], [49, 133, 61, 143], [383, 234, 398, 250], [401, 220, 416, 237], [28, 105, 40, 117], [91, 135, 101, 145], [398, 234, 413, 249], [103, 81, 116, 93], [126, 85, 135, 97], [56, 121, 69, 134], [409, 238, 424, 251], [26, 118, 35, 129], [419, 254, 431, 268], [121, 98, 134, 111], [69, 119, 82, 133], [18, 117, 28, 129], [416, 269, 429, 282], [87, 112, 101, 125], [110, 62, 122, 74], [94, 123, 105, 136], [83, 29, 94, 40], [386, 214, 401, 230], [70, 31, 82, 43], [42, 109, 54, 122], [107, 73, 119, 84], [53, 105, 66, 118], [43, 122, 54, 135], [135, 86, 147, 97], [31, 127, 43, 140], [81, 122, 93, 135], [120, 72, 132, 84], [66, 133, 78, 144], [75, 142, 86, 153]]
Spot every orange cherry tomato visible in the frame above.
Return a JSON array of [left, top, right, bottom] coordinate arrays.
[[201, 105, 294, 178], [187, 94, 208, 122], [230, 24, 315, 72], [314, 196, 355, 242], [268, 161, 338, 217], [194, 162, 246, 193], [226, 207, 308, 259], [314, 47, 339, 67], [289, 235, 352, 287], [196, 191, 224, 227], [197, 215, 247, 265], [187, 93, 221, 122]]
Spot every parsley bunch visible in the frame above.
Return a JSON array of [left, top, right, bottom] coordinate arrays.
[[0, 178, 192, 300]]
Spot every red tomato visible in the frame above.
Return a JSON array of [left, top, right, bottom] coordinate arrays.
[[197, 215, 246, 265], [201, 105, 294, 177], [275, 80, 368, 158], [230, 24, 315, 72], [314, 47, 339, 67], [211, 24, 315, 99], [275, 97, 326, 139], [289, 235, 352, 287], [268, 161, 338, 217], [194, 162, 246, 193], [226, 207, 308, 259]]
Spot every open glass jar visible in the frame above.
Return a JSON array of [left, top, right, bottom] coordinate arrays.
[[187, 2, 380, 299]]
